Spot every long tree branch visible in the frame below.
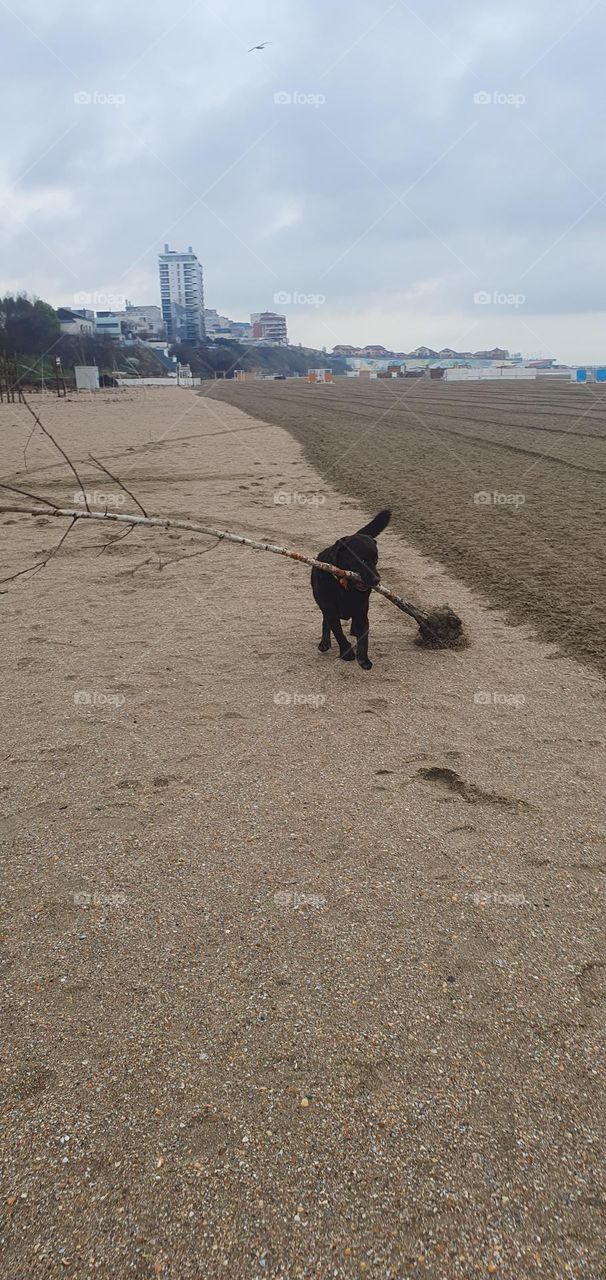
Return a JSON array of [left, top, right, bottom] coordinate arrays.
[[0, 502, 463, 642]]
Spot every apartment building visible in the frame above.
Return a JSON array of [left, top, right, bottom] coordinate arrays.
[[250, 312, 288, 345], [158, 244, 205, 342]]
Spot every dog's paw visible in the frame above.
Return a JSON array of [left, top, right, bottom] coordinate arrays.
[[358, 658, 373, 670], [318, 640, 331, 652], [340, 649, 356, 662]]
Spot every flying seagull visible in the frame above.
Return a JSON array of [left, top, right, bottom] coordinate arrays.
[[248, 41, 270, 52]]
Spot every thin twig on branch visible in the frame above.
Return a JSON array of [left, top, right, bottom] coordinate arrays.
[[88, 455, 149, 517], [20, 398, 91, 513], [94, 523, 137, 556], [0, 515, 77, 586], [0, 482, 61, 510], [158, 537, 222, 569], [22, 422, 37, 470], [129, 556, 156, 576]]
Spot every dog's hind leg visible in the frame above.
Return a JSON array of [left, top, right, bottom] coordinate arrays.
[[318, 618, 332, 652], [328, 615, 355, 661], [351, 614, 372, 670]]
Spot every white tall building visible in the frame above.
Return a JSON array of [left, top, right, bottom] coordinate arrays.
[[158, 244, 205, 342]]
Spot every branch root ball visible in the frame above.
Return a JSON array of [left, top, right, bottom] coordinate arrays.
[[415, 605, 467, 650]]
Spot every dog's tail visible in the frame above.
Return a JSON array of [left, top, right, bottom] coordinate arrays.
[[356, 508, 391, 538]]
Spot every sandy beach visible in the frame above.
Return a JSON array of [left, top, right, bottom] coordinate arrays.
[[1, 386, 604, 1279], [207, 377, 606, 678]]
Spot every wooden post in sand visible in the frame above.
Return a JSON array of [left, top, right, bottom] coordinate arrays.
[[0, 353, 25, 404]]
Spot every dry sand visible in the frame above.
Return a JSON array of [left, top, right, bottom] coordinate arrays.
[[1, 387, 604, 1279]]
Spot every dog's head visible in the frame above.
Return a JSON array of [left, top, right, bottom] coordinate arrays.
[[334, 533, 380, 591]]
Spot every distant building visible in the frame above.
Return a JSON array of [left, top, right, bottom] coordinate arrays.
[[360, 344, 390, 358], [95, 312, 123, 340], [57, 307, 95, 337], [121, 304, 165, 338], [250, 311, 288, 345], [204, 309, 252, 342], [332, 342, 513, 364], [332, 344, 408, 360], [230, 321, 253, 342], [204, 308, 226, 335], [473, 347, 509, 360], [158, 244, 205, 342]]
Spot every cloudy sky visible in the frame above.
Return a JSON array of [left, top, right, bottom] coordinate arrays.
[[2, 0, 605, 360]]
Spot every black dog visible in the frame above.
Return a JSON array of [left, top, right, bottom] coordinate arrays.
[[311, 510, 391, 670]]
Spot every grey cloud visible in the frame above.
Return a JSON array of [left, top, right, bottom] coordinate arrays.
[[1, 0, 605, 359]]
